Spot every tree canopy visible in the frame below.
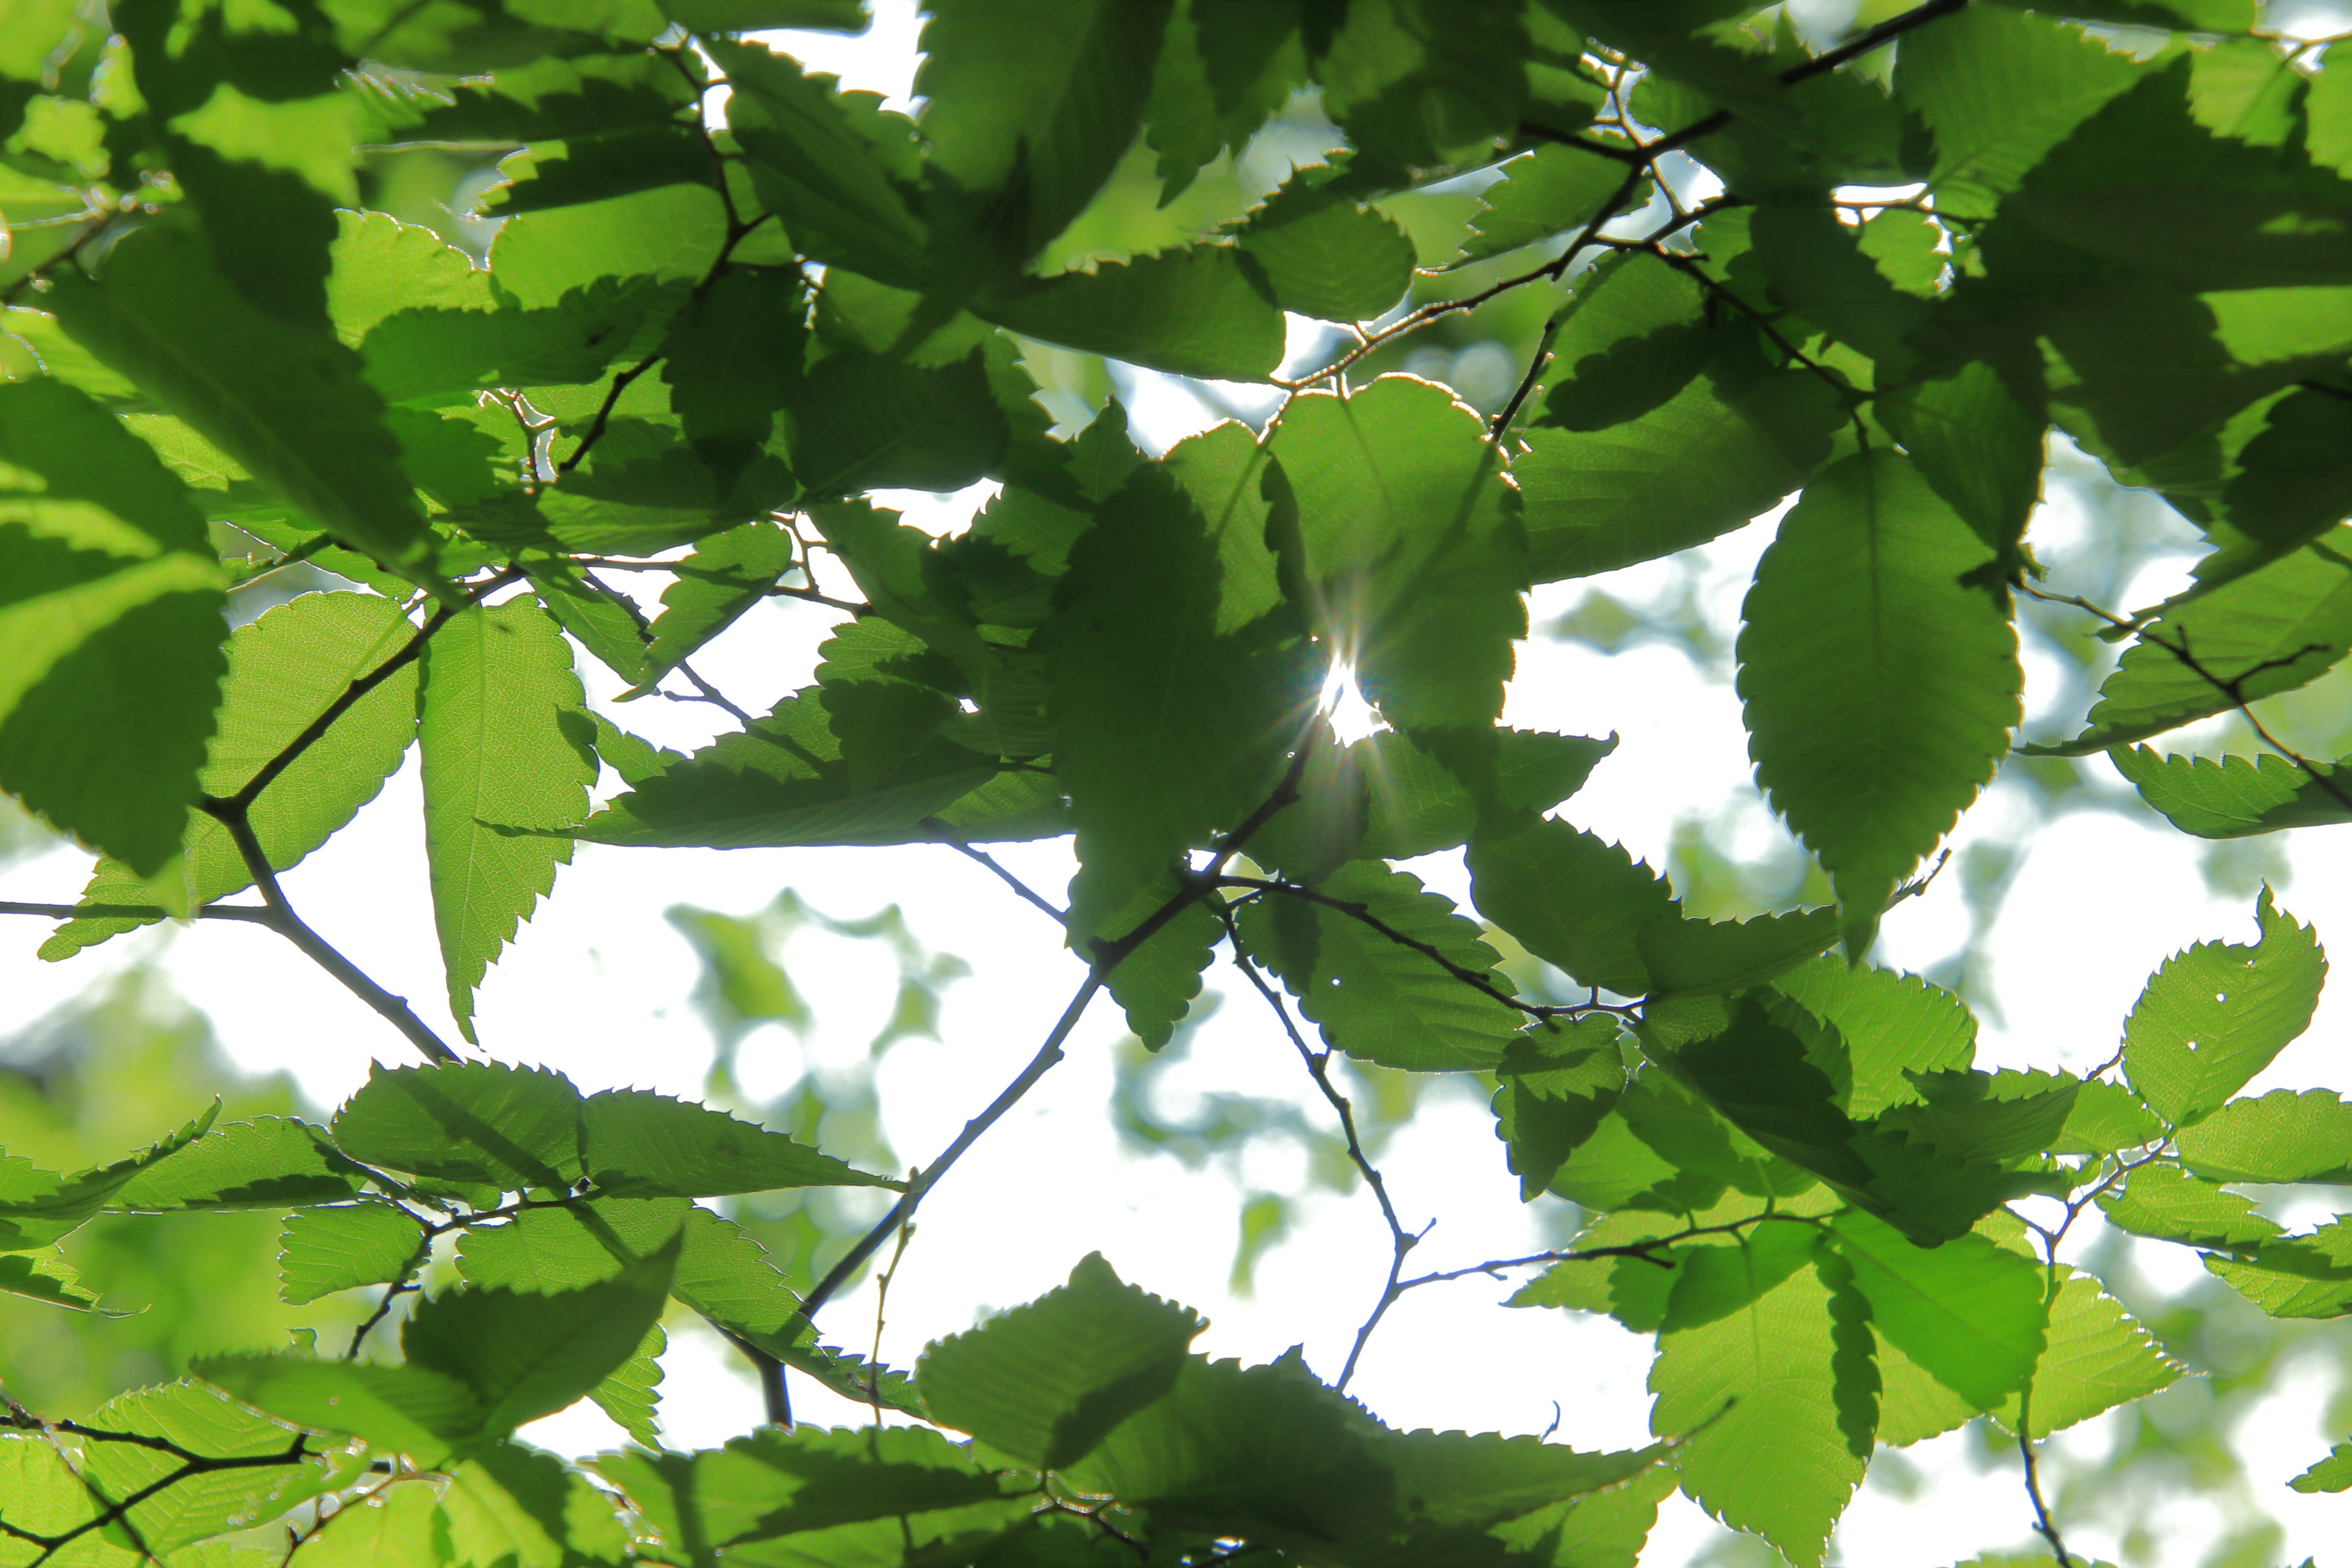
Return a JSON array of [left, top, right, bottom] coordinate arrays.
[[3, 1, 2352, 1566]]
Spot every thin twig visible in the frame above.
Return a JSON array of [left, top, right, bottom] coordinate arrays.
[[922, 823, 1068, 925], [0, 901, 276, 925], [2018, 1426, 2074, 1567], [1223, 922, 1417, 1392], [669, 661, 758, 728], [2023, 584, 2352, 816], [865, 1215, 917, 1429], [1490, 313, 1564, 442]]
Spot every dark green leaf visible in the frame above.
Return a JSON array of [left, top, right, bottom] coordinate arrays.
[[916, 0, 1173, 263], [2032, 530, 2352, 757], [2122, 888, 2324, 1126], [780, 349, 1007, 498], [2222, 388, 2352, 556], [1738, 450, 2021, 954], [1232, 177, 1415, 322], [1039, 458, 1311, 938], [918, 1251, 1203, 1470], [1515, 369, 1842, 581], [661, 270, 807, 489], [1752, 199, 1929, 375], [1878, 361, 2045, 563], [631, 521, 799, 694], [978, 247, 1287, 382], [331, 1062, 587, 1190], [1637, 908, 1841, 997], [1493, 1017, 1628, 1200], [580, 1088, 900, 1194], [1237, 860, 1525, 1072], [1098, 875, 1223, 1051], [2112, 744, 2352, 839], [49, 227, 447, 598], [1270, 375, 1527, 730], [1468, 817, 1675, 996], [403, 1235, 678, 1436], [1460, 142, 1630, 265]]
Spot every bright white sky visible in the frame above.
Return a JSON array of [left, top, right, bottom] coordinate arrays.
[[6, 6, 2352, 1564]]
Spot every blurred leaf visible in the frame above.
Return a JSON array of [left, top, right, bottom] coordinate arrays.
[[0, 1104, 218, 1251]]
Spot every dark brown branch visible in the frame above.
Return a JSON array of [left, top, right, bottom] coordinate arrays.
[[1490, 312, 1564, 442], [0, 901, 276, 925], [2018, 1428, 2075, 1568]]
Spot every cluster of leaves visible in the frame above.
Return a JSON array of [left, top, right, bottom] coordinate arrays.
[[6, 0, 2352, 1563]]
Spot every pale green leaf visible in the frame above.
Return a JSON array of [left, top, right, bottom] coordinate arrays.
[[2175, 1088, 2352, 1184], [2123, 888, 2324, 1126], [279, 1202, 427, 1306], [2097, 1163, 2281, 1249], [1993, 1270, 2180, 1436], [1828, 1210, 2046, 1410], [330, 1062, 586, 1190]]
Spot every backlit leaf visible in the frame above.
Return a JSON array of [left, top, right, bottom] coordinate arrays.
[[2122, 889, 2324, 1127]]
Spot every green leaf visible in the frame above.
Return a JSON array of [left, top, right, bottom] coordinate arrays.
[[403, 1235, 679, 1438], [712, 39, 930, 288], [0, 389, 228, 874], [1098, 873, 1223, 1050], [1648, 1227, 1859, 1568], [456, 1197, 687, 1294], [2205, 1222, 2352, 1319], [1468, 816, 1676, 996], [916, 0, 1172, 263], [2175, 1089, 2352, 1185], [630, 521, 799, 695], [780, 347, 1007, 498], [0, 1104, 218, 1250], [1752, 199, 1931, 375], [111, 1116, 362, 1212], [1270, 375, 1527, 730], [48, 226, 447, 598], [592, 1424, 1001, 1554], [1460, 142, 1630, 264], [0, 1248, 110, 1313], [43, 590, 420, 961], [1039, 458, 1310, 938], [1828, 1210, 2046, 1410], [1231, 176, 1415, 322], [1515, 369, 1842, 581], [420, 603, 599, 1043], [2291, 1441, 2352, 1494], [80, 1381, 326, 1551], [1063, 1353, 1391, 1543], [2097, 1163, 2280, 1249], [2122, 888, 2324, 1127], [1661, 999, 1874, 1194], [1491, 1464, 1678, 1568], [2033, 532, 2352, 757], [285, 1483, 445, 1568], [1768, 963, 1975, 1123], [1878, 361, 2045, 563], [2220, 387, 2352, 557], [440, 1441, 631, 1568], [1738, 450, 2021, 954], [2052, 1080, 2166, 1156], [491, 181, 728, 310], [1993, 1270, 2180, 1436], [279, 1201, 428, 1306], [573, 689, 1011, 850], [1894, 4, 2144, 222], [1236, 860, 1525, 1072], [660, 270, 807, 489], [1637, 908, 1841, 997], [1493, 1017, 1628, 1200], [1876, 1069, 2079, 1166], [978, 246, 1286, 382], [2111, 745, 2352, 839], [579, 1088, 899, 1194], [1317, 0, 1528, 187], [331, 1062, 587, 1190], [916, 1251, 1204, 1470], [1377, 1427, 1664, 1526], [588, 1324, 665, 1450], [196, 1354, 483, 1465]]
